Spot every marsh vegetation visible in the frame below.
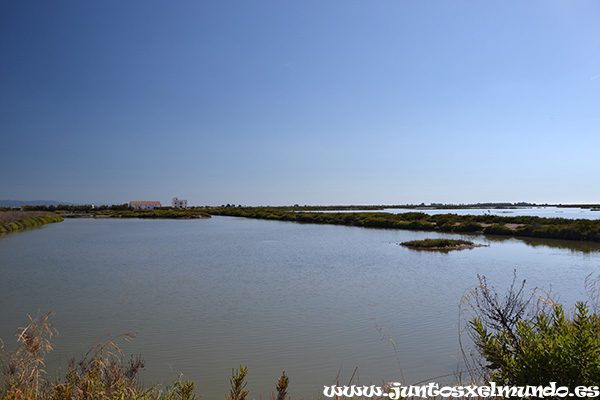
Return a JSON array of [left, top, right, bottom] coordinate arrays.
[[0, 211, 64, 235], [208, 207, 600, 242]]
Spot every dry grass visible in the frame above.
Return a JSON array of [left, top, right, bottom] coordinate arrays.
[[0, 314, 291, 400], [0, 313, 184, 399], [0, 311, 57, 398]]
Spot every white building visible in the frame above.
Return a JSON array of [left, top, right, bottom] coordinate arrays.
[[130, 201, 161, 210], [171, 197, 188, 209]]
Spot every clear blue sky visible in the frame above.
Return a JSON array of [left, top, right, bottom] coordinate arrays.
[[1, 1, 599, 206]]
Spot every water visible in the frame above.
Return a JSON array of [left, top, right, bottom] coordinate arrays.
[[1, 216, 599, 398]]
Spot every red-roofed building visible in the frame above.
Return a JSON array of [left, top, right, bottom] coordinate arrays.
[[129, 201, 161, 210]]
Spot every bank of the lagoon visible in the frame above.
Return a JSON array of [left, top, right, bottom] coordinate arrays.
[[208, 207, 600, 243], [0, 211, 63, 235], [61, 208, 212, 219], [1, 216, 600, 398]]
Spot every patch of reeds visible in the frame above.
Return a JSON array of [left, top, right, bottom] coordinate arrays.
[[0, 314, 292, 399]]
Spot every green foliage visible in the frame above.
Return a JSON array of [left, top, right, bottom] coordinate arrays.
[[166, 375, 198, 400], [63, 209, 211, 219], [483, 224, 513, 235], [274, 372, 289, 400], [437, 222, 456, 232], [226, 365, 248, 400], [396, 212, 429, 221], [403, 219, 436, 231], [453, 221, 482, 233], [0, 211, 64, 235], [471, 303, 600, 388], [208, 207, 600, 242], [467, 274, 600, 389]]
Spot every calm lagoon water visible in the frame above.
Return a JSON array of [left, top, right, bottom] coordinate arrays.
[[1, 216, 600, 398]]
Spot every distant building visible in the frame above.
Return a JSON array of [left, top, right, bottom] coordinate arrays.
[[130, 201, 161, 210], [171, 197, 188, 209]]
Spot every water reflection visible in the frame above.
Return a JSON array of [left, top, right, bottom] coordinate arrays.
[[480, 234, 600, 254]]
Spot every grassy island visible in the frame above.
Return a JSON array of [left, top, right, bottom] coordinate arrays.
[[400, 238, 483, 251]]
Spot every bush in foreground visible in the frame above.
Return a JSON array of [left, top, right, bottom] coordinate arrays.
[[464, 273, 600, 390]]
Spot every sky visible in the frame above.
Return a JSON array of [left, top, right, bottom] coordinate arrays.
[[1, 0, 599, 206]]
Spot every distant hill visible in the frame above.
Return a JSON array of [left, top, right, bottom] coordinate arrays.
[[0, 200, 75, 208]]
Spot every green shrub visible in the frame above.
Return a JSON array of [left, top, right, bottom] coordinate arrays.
[[437, 222, 456, 232], [226, 366, 248, 400], [0, 212, 64, 235], [454, 221, 482, 232], [405, 220, 435, 231], [466, 274, 600, 389], [483, 224, 513, 235], [166, 375, 198, 400], [397, 212, 429, 221]]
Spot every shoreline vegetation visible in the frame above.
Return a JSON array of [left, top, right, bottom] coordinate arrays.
[[11, 204, 211, 220], [65, 209, 212, 219], [3, 203, 600, 243], [0, 207, 212, 236], [400, 238, 485, 251], [207, 207, 600, 243], [0, 211, 64, 235]]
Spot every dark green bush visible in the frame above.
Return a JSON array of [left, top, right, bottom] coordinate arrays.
[[454, 221, 482, 232], [437, 222, 456, 232], [483, 224, 513, 235], [467, 274, 600, 389], [397, 212, 429, 221], [404, 220, 435, 231]]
